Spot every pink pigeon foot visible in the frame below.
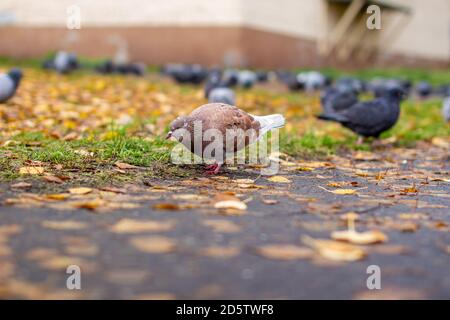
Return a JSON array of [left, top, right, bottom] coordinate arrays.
[[205, 163, 222, 175], [356, 136, 365, 145]]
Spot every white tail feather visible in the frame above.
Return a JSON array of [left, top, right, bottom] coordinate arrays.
[[251, 114, 285, 137]]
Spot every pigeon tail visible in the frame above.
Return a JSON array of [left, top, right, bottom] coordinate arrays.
[[252, 114, 285, 136], [317, 113, 347, 123]]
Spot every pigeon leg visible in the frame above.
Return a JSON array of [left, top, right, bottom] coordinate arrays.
[[356, 136, 364, 145], [205, 163, 222, 175], [205, 164, 217, 170]]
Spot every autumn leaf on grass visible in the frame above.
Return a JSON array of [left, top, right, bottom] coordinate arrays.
[[302, 236, 366, 262], [331, 230, 388, 245], [19, 167, 44, 175], [42, 220, 88, 230], [255, 244, 313, 261], [115, 162, 139, 170], [129, 236, 176, 253], [69, 187, 93, 195], [62, 132, 79, 141], [43, 175, 64, 184], [110, 219, 176, 233], [267, 176, 292, 183]]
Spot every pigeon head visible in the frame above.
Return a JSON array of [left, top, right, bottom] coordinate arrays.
[[8, 68, 23, 87], [167, 116, 191, 140], [384, 86, 406, 102]]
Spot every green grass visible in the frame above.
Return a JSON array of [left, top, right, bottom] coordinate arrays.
[[0, 56, 449, 183]]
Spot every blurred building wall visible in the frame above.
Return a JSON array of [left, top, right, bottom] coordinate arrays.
[[0, 0, 448, 68]]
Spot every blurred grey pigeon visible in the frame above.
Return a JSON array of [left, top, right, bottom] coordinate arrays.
[[443, 97, 450, 122], [208, 87, 236, 105], [435, 84, 450, 97], [297, 71, 326, 91], [53, 51, 79, 74], [336, 77, 366, 94], [222, 69, 239, 87], [238, 70, 257, 89], [167, 103, 285, 174], [0, 68, 23, 103], [204, 70, 223, 98], [321, 86, 358, 113], [416, 81, 432, 98], [170, 64, 208, 84], [317, 87, 404, 138]]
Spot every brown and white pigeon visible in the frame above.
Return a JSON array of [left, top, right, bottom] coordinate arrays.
[[167, 103, 285, 174]]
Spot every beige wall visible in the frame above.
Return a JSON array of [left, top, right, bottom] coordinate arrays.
[[380, 0, 449, 60], [1, 0, 448, 63], [2, 0, 244, 26]]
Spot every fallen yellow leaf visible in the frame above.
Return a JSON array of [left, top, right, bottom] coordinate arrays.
[[152, 203, 181, 210], [302, 236, 366, 261], [110, 219, 175, 233], [69, 187, 93, 195], [41, 220, 88, 230], [256, 244, 313, 260], [19, 167, 44, 175], [129, 236, 176, 253], [214, 200, 247, 210], [331, 229, 388, 245], [267, 176, 292, 183]]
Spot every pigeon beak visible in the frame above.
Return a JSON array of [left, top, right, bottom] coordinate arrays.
[[166, 131, 172, 140]]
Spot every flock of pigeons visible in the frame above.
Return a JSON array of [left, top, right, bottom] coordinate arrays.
[[0, 52, 449, 173], [161, 64, 450, 142]]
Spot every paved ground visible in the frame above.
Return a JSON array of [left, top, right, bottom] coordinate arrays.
[[0, 144, 449, 299]]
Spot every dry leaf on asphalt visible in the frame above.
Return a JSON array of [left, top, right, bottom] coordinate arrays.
[[302, 236, 366, 262], [331, 229, 388, 245], [110, 219, 175, 233], [267, 176, 292, 183], [45, 193, 70, 201], [129, 236, 176, 253], [69, 187, 93, 195], [152, 203, 181, 210], [255, 244, 313, 261], [41, 220, 88, 230], [214, 200, 247, 210], [318, 186, 358, 195], [11, 182, 32, 189]]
